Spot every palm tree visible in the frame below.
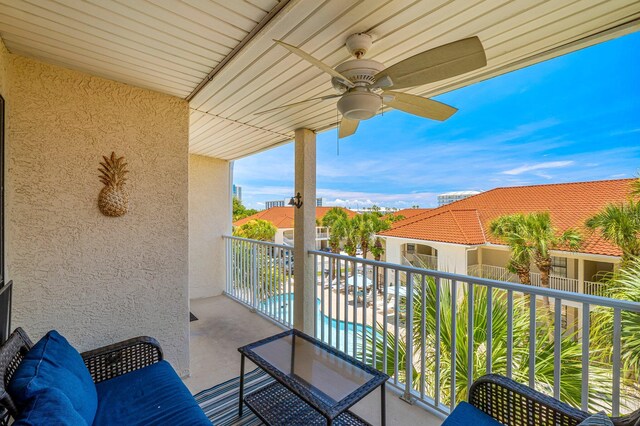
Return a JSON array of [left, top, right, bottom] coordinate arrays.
[[322, 208, 348, 254], [334, 216, 357, 257], [490, 212, 582, 289], [363, 277, 613, 411], [233, 219, 276, 241], [490, 212, 581, 333], [370, 214, 393, 261], [586, 199, 640, 264], [489, 214, 534, 285], [331, 216, 358, 278], [353, 213, 375, 259], [590, 256, 640, 387], [631, 175, 640, 197]]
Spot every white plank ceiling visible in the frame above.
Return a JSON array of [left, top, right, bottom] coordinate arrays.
[[1, 0, 638, 160]]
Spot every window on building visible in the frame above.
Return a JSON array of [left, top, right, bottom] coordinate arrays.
[[551, 256, 568, 277], [406, 244, 415, 254]]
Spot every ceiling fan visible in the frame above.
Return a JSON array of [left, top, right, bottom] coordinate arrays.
[[256, 33, 487, 138]]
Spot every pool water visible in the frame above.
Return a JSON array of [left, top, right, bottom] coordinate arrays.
[[259, 293, 373, 357]]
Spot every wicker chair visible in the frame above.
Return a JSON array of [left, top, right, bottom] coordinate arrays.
[[0, 327, 163, 425], [469, 374, 640, 426]]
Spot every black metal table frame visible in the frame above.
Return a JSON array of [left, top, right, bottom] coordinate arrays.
[[238, 329, 389, 426]]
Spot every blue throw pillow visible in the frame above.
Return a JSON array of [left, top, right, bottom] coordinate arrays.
[[442, 401, 503, 426], [12, 388, 88, 426], [8, 330, 97, 425]]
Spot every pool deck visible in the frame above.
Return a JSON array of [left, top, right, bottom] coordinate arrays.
[[185, 294, 443, 426]]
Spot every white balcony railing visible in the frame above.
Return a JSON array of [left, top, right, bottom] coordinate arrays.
[[225, 237, 640, 418], [585, 280, 609, 298], [316, 226, 329, 240], [225, 236, 294, 328], [468, 264, 582, 294], [402, 252, 438, 270]]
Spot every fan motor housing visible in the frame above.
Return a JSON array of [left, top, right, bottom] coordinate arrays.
[[337, 89, 382, 120], [331, 59, 386, 93]]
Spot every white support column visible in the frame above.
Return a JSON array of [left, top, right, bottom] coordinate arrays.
[[293, 128, 316, 334], [578, 258, 585, 294]]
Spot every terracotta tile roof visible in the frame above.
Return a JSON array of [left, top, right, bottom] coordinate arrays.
[[233, 206, 357, 229], [380, 179, 637, 257], [392, 208, 433, 219]]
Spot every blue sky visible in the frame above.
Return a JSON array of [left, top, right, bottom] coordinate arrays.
[[234, 32, 640, 210]]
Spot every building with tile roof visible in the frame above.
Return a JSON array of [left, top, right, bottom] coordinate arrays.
[[233, 206, 357, 248], [388, 208, 434, 220], [380, 179, 636, 297]]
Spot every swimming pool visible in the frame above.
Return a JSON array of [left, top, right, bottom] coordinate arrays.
[[259, 293, 373, 357]]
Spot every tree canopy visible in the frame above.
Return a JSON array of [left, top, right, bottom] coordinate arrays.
[[490, 212, 582, 287], [233, 198, 258, 222], [233, 219, 276, 241], [586, 199, 640, 263]]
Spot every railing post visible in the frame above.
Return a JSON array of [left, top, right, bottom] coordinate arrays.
[[402, 272, 415, 404], [251, 243, 258, 311], [224, 237, 230, 295]]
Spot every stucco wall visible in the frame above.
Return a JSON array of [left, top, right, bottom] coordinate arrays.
[[0, 40, 8, 285], [384, 236, 469, 274], [0, 40, 8, 98], [189, 154, 230, 299], [6, 54, 190, 375], [480, 247, 512, 268]]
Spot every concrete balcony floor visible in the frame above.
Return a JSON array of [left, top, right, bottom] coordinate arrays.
[[185, 294, 443, 426]]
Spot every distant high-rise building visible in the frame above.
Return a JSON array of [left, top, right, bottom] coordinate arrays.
[[316, 198, 324, 207], [437, 191, 481, 206], [265, 200, 286, 209], [232, 184, 242, 201]]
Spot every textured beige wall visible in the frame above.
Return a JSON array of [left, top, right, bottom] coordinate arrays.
[[6, 54, 190, 375], [481, 247, 512, 268], [1, 40, 8, 284], [0, 40, 8, 97], [189, 154, 230, 299]]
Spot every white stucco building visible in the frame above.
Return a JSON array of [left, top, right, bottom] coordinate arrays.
[[380, 180, 632, 297]]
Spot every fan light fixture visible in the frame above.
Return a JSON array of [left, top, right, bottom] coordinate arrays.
[[337, 90, 382, 120]]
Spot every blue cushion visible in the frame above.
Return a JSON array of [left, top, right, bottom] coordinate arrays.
[[8, 330, 97, 425], [93, 360, 210, 426], [12, 388, 88, 426], [442, 402, 503, 426]]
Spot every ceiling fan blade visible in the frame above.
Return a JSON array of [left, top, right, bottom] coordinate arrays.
[[376, 37, 486, 90], [383, 91, 457, 121], [274, 40, 354, 88], [254, 94, 341, 115], [338, 117, 359, 138]]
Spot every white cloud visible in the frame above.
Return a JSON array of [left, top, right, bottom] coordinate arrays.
[[501, 161, 574, 175], [318, 189, 438, 208]]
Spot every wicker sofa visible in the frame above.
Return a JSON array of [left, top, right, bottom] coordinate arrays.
[[0, 328, 210, 425], [449, 374, 640, 426]]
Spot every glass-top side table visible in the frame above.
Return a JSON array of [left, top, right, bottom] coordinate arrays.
[[238, 329, 389, 425]]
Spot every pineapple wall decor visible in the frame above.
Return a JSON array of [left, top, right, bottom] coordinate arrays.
[[98, 152, 129, 217]]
